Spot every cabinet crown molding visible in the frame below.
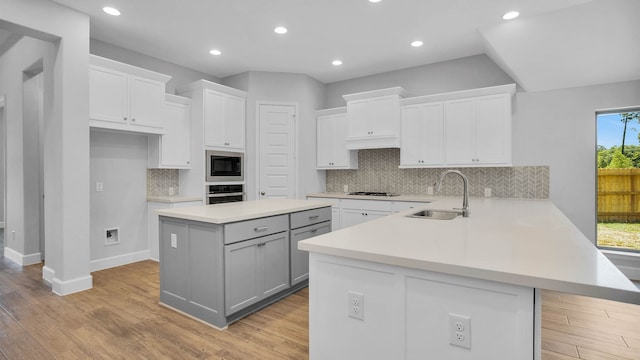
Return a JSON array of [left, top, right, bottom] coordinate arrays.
[[342, 87, 409, 102], [176, 79, 247, 98], [316, 107, 346, 116], [89, 54, 172, 83], [401, 83, 516, 106]]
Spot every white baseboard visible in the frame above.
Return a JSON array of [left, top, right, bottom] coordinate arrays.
[[52, 275, 93, 296], [42, 266, 55, 284], [3, 247, 42, 266], [602, 250, 640, 281], [90, 250, 150, 272]]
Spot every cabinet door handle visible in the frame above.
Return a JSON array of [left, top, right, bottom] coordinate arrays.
[[257, 242, 265, 247], [309, 215, 319, 220], [260, 192, 265, 196], [132, 118, 136, 122], [123, 117, 127, 121], [254, 226, 268, 232]]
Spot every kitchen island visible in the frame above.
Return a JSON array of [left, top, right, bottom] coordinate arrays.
[[156, 199, 332, 329], [299, 197, 640, 360]]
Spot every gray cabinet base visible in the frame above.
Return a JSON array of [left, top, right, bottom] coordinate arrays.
[[160, 280, 308, 329]]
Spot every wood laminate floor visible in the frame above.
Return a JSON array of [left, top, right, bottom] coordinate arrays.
[[0, 258, 638, 359]]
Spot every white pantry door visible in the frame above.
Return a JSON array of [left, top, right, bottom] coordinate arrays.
[[258, 104, 296, 199]]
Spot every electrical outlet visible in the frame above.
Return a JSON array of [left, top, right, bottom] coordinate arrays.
[[96, 182, 104, 192], [170, 233, 177, 248], [343, 184, 349, 193], [427, 186, 434, 195], [348, 291, 364, 320], [449, 313, 471, 349], [484, 188, 492, 197]]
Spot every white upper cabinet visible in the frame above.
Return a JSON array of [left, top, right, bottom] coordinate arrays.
[[179, 80, 246, 152], [203, 87, 245, 151], [148, 94, 191, 169], [343, 87, 408, 150], [445, 93, 511, 166], [89, 55, 171, 135], [400, 102, 444, 167], [398, 84, 515, 168], [316, 108, 358, 169]]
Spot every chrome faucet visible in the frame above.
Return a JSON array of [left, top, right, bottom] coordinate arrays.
[[434, 170, 470, 217]]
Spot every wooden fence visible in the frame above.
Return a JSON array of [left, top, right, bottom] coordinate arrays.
[[598, 168, 640, 222]]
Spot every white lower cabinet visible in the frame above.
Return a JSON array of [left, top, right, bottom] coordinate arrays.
[[307, 197, 431, 230], [340, 199, 392, 229], [308, 253, 534, 360], [340, 208, 391, 228]]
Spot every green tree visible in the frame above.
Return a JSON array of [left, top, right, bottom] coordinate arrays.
[[607, 149, 634, 168], [620, 112, 640, 155]]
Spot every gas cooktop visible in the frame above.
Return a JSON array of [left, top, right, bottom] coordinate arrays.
[[348, 191, 399, 197]]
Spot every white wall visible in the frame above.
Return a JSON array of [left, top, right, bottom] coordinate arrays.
[[223, 71, 326, 200], [91, 39, 221, 94], [0, 0, 92, 295], [22, 72, 43, 257], [0, 37, 52, 261], [325, 54, 514, 108], [0, 97, 4, 225], [512, 80, 640, 241], [90, 130, 149, 268]]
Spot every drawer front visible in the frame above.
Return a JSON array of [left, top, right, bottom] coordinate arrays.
[[340, 199, 393, 212], [290, 206, 332, 229], [391, 201, 430, 213], [224, 214, 289, 244]]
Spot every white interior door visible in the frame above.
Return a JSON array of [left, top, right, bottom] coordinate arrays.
[[258, 103, 296, 199]]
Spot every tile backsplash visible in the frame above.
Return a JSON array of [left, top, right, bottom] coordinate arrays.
[[326, 149, 549, 199], [147, 169, 180, 196]]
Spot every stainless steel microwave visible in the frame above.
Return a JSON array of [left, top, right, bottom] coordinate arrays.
[[205, 150, 244, 182]]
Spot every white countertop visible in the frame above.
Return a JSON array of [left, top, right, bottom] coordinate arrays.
[[147, 195, 203, 203], [299, 197, 640, 304], [307, 192, 436, 202], [155, 199, 333, 224]]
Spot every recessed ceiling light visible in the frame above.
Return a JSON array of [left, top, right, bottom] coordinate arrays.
[[503, 11, 519, 20], [102, 7, 121, 16], [209, 49, 222, 56], [332, 60, 343, 66], [274, 26, 288, 34], [369, 0, 382, 3], [411, 40, 423, 48]]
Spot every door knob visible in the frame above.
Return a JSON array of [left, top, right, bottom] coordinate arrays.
[[261, 192, 265, 196]]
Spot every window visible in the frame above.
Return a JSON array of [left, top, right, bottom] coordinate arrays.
[[596, 110, 640, 252]]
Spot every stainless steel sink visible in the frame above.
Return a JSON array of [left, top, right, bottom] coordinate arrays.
[[406, 209, 460, 220]]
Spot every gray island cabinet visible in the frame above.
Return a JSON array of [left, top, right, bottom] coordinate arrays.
[[156, 199, 332, 329]]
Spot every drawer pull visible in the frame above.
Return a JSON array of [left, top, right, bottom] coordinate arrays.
[[254, 226, 269, 232], [310, 229, 318, 233], [308, 215, 319, 220]]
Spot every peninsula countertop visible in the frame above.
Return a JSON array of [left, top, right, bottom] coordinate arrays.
[[155, 198, 333, 224], [299, 197, 640, 304]]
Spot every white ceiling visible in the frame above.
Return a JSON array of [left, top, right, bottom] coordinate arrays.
[[49, 0, 613, 87], [481, 0, 640, 92]]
